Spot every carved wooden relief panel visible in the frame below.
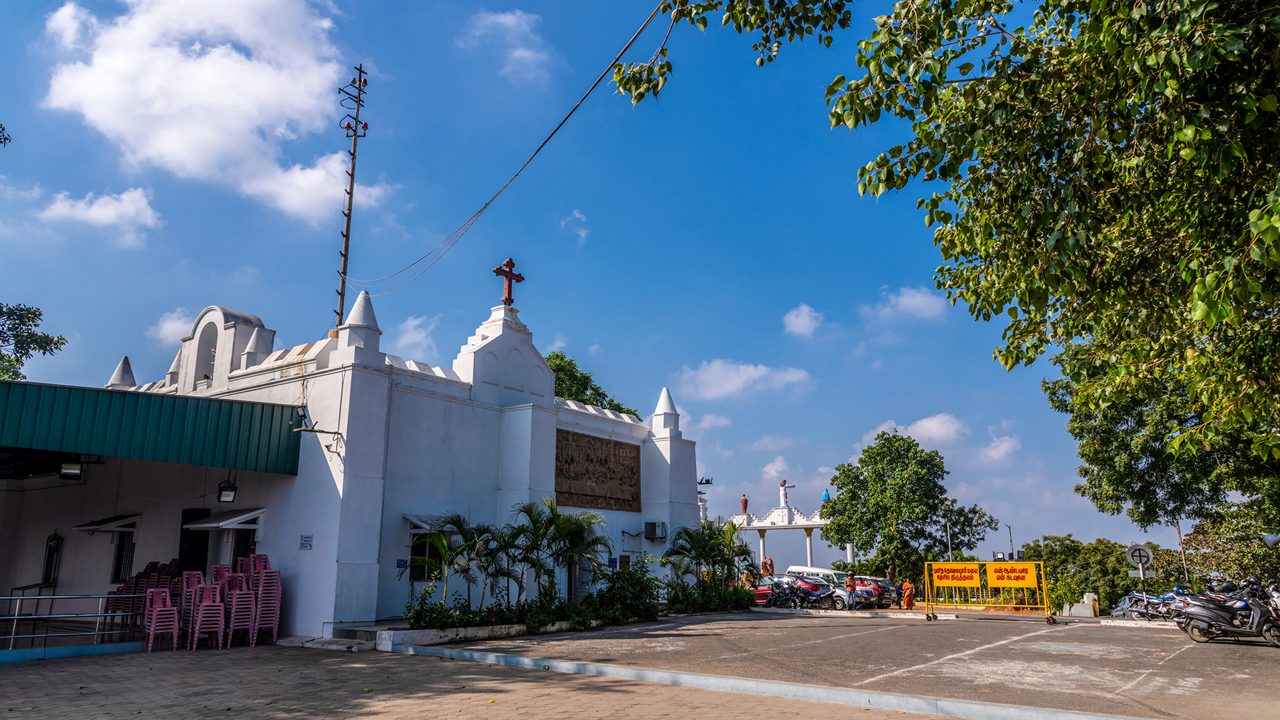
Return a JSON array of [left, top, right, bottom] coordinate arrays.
[[555, 429, 641, 512]]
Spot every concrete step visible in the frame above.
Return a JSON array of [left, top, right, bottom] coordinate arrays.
[[331, 627, 380, 641]]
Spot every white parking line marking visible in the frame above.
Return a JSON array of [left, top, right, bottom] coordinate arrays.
[[854, 624, 1070, 686], [709, 624, 903, 661], [1110, 643, 1193, 696]]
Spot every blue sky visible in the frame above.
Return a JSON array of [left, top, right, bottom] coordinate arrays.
[[0, 1, 1175, 566]]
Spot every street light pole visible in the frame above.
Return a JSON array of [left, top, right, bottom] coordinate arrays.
[[1006, 524, 1015, 559], [945, 518, 953, 561]]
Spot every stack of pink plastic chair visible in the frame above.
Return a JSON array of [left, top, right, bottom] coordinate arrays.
[[224, 574, 256, 648], [144, 588, 179, 652], [252, 570, 281, 646], [104, 576, 136, 635], [235, 556, 251, 577], [189, 584, 224, 650], [211, 564, 231, 586], [179, 571, 202, 639], [249, 555, 271, 592]]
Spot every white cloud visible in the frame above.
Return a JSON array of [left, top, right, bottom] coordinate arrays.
[[393, 314, 440, 361], [856, 413, 967, 451], [907, 413, 967, 444], [783, 303, 824, 337], [146, 307, 194, 345], [695, 414, 732, 431], [39, 188, 161, 247], [588, 339, 601, 355], [544, 333, 567, 353], [749, 434, 795, 452], [676, 359, 810, 401], [43, 0, 390, 224], [857, 419, 898, 450], [559, 209, 589, 247], [762, 455, 790, 482], [980, 435, 1021, 465], [861, 286, 948, 320], [457, 10, 552, 86]]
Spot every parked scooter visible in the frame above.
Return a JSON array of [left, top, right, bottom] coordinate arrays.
[[1175, 578, 1280, 647], [765, 581, 802, 608]]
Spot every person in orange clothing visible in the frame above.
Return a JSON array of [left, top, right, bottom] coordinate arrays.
[[901, 578, 916, 610]]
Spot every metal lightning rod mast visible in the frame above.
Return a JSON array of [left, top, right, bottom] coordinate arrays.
[[331, 64, 369, 338]]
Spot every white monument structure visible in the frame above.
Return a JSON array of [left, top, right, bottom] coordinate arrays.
[[729, 480, 852, 568], [0, 263, 700, 639]]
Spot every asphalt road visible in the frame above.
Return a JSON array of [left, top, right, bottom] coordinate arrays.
[[452, 612, 1280, 719]]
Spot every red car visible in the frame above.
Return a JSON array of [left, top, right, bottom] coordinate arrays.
[[752, 575, 796, 605]]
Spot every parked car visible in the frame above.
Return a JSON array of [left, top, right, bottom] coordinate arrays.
[[793, 575, 854, 610], [870, 578, 898, 608], [853, 576, 887, 607], [752, 575, 797, 605], [829, 571, 880, 604]]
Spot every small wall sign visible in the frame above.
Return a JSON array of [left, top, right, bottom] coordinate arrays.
[[299, 534, 313, 550]]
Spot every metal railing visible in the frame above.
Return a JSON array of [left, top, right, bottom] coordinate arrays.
[[2, 593, 143, 650]]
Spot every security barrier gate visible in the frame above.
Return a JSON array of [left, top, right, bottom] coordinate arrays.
[[923, 561, 1055, 623]]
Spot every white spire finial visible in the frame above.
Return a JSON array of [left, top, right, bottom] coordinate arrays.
[[343, 290, 379, 332], [654, 387, 678, 416], [107, 356, 136, 389]]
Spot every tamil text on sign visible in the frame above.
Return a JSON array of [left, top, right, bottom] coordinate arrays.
[[987, 562, 1037, 588], [930, 562, 981, 588]]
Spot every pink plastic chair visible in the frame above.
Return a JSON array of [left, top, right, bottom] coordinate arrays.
[[210, 564, 231, 585], [189, 584, 225, 650], [179, 571, 202, 638], [144, 588, 179, 652], [252, 570, 281, 646], [224, 585, 257, 648]]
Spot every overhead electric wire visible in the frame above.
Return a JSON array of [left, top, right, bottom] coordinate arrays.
[[348, 2, 667, 297]]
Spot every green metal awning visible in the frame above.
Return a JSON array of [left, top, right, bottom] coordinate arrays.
[[0, 380, 302, 475]]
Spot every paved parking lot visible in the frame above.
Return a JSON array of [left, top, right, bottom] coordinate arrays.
[[0, 643, 943, 719], [450, 612, 1280, 719]]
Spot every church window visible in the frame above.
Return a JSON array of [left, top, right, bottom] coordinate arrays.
[[193, 322, 218, 387], [619, 554, 631, 569]]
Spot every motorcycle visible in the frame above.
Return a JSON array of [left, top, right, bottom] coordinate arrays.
[[1175, 578, 1280, 647], [765, 582, 802, 608]]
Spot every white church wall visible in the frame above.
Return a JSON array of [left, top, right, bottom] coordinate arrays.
[[331, 366, 391, 626], [374, 382, 504, 619]]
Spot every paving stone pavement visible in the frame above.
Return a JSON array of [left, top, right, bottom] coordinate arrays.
[[0, 646, 943, 719]]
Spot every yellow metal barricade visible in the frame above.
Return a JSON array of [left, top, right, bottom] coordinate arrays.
[[923, 561, 1055, 623]]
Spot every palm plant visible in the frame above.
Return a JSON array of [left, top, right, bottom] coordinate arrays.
[[431, 512, 492, 606], [548, 506, 612, 603], [512, 499, 555, 603], [476, 524, 522, 609]]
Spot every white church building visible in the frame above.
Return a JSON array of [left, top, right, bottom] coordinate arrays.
[[0, 282, 699, 639]]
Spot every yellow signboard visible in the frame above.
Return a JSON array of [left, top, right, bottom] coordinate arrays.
[[987, 562, 1037, 588], [929, 562, 981, 588]]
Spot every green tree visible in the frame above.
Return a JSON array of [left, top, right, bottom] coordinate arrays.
[[820, 431, 997, 581], [1023, 534, 1165, 610], [616, 1, 1280, 461], [544, 351, 638, 416], [1179, 502, 1280, 582], [0, 122, 11, 147], [1, 304, 68, 381], [1046, 374, 1280, 525]]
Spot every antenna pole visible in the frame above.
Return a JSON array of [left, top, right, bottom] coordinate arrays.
[[332, 64, 369, 336]]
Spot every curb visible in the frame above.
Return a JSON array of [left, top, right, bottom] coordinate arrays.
[[390, 643, 1145, 720], [1100, 619, 1183, 631], [750, 607, 958, 620]]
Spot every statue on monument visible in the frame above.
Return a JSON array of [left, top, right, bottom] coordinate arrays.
[[761, 556, 774, 576], [740, 494, 748, 514], [778, 479, 796, 508]]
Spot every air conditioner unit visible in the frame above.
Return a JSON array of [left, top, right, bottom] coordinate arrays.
[[644, 521, 667, 541]]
